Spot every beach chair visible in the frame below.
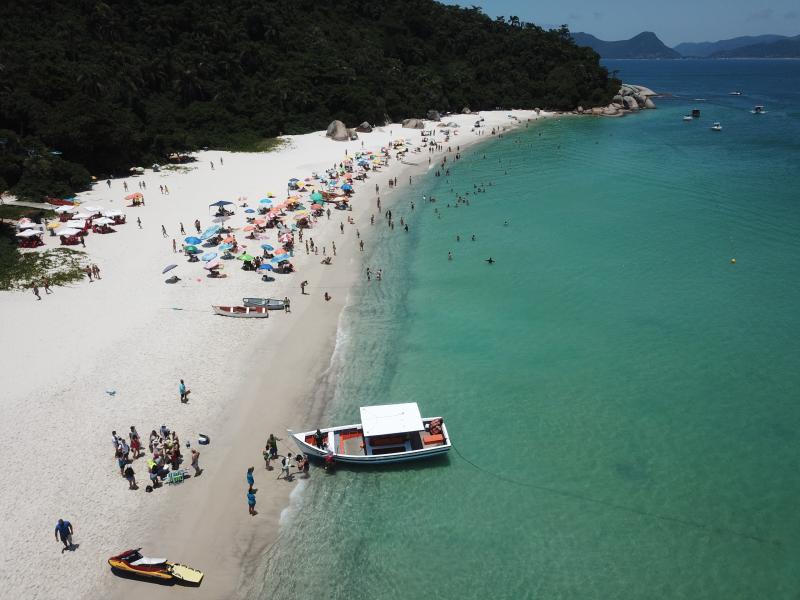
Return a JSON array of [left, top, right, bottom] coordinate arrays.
[[166, 470, 186, 485]]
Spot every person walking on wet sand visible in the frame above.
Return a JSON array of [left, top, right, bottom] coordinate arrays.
[[179, 379, 190, 403], [43, 277, 52, 294], [300, 280, 308, 295], [92, 264, 101, 280], [161, 225, 168, 238], [283, 297, 290, 313], [191, 448, 201, 476], [247, 490, 257, 515], [85, 266, 93, 282], [247, 466, 255, 492], [137, 217, 142, 229], [55, 519, 74, 552], [32, 284, 41, 301], [194, 219, 201, 234]]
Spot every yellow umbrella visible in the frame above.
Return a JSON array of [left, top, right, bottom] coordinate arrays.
[[47, 221, 61, 229]]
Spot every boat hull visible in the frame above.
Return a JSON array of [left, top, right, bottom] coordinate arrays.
[[289, 421, 451, 465], [212, 305, 269, 318]]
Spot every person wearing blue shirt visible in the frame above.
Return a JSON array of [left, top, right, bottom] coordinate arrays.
[[247, 491, 257, 516], [55, 519, 73, 551], [179, 379, 191, 403], [246, 467, 255, 492]]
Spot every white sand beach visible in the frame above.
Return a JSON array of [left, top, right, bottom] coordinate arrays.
[[0, 110, 547, 599]]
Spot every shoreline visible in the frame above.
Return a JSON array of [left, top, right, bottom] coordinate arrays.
[[0, 110, 549, 600]]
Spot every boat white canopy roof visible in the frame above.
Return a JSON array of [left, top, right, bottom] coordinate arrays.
[[360, 403, 424, 437]]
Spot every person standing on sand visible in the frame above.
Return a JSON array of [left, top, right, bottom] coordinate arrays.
[[283, 297, 290, 313], [129, 426, 141, 459], [172, 239, 176, 253], [267, 433, 280, 460], [247, 490, 257, 516], [55, 519, 74, 552], [85, 266, 93, 282], [300, 280, 308, 295], [278, 453, 293, 480], [263, 445, 272, 470], [137, 217, 142, 229], [191, 448, 201, 476], [247, 466, 255, 492], [161, 225, 167, 238], [43, 277, 52, 294], [124, 465, 137, 490], [32, 284, 41, 301], [179, 379, 190, 403], [180, 222, 185, 235], [92, 264, 101, 280], [79, 235, 85, 248], [194, 219, 201, 234]]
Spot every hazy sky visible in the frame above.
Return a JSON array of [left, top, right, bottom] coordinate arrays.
[[440, 0, 799, 46]]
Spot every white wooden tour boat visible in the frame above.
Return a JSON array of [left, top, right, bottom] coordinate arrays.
[[289, 402, 450, 465], [212, 305, 269, 318]]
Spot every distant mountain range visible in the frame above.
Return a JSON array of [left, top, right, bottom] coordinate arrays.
[[674, 35, 787, 57], [573, 31, 800, 59], [571, 32, 680, 59]]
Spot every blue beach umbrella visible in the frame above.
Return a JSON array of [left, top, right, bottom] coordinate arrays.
[[244, 208, 256, 213], [261, 244, 274, 251], [209, 200, 233, 207], [342, 183, 353, 191], [218, 243, 233, 252], [272, 253, 290, 262], [259, 198, 273, 205], [184, 236, 202, 245], [201, 252, 218, 262], [200, 224, 221, 240], [258, 264, 273, 271]]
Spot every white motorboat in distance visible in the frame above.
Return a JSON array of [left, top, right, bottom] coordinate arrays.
[[711, 122, 722, 131], [289, 402, 451, 465], [682, 115, 693, 121]]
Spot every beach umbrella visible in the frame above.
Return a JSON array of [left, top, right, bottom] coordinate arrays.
[[201, 252, 218, 262], [311, 203, 323, 210], [253, 219, 266, 225], [208, 200, 233, 207], [222, 236, 235, 243], [201, 224, 221, 239], [103, 210, 123, 217], [82, 205, 102, 213], [278, 233, 292, 243], [18, 221, 38, 229], [258, 264, 273, 271], [55, 227, 81, 236], [342, 183, 353, 191], [272, 253, 290, 262], [310, 191, 323, 201], [185, 245, 202, 254], [204, 259, 221, 270], [259, 198, 273, 205], [238, 253, 255, 261], [16, 229, 41, 237], [184, 236, 202, 245], [261, 244, 274, 251], [47, 221, 61, 229], [243, 225, 255, 232], [218, 243, 233, 251], [244, 208, 256, 213], [162, 264, 178, 274], [125, 193, 142, 200], [54, 206, 74, 214], [93, 217, 114, 225]]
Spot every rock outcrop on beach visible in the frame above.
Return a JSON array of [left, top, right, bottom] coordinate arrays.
[[402, 118, 425, 129], [581, 83, 657, 117], [356, 122, 373, 133], [325, 120, 349, 141], [426, 110, 441, 121]]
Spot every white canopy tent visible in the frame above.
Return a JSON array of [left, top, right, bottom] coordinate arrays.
[[360, 403, 424, 437]]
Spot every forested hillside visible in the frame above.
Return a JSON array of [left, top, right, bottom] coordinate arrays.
[[0, 0, 618, 199]]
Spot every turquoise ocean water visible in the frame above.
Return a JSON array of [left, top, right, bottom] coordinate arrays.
[[257, 60, 800, 599]]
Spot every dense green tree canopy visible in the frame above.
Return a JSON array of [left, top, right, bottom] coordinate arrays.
[[0, 0, 617, 199]]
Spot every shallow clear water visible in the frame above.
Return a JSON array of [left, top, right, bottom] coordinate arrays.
[[257, 60, 800, 599]]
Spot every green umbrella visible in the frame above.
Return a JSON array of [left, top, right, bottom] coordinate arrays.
[[185, 245, 201, 254], [238, 253, 255, 261]]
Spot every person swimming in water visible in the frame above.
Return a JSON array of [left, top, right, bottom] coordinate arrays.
[[485, 257, 495, 264]]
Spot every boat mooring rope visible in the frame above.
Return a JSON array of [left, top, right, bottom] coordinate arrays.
[[451, 443, 781, 548]]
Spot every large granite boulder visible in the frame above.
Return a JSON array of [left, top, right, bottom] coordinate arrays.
[[402, 118, 425, 129], [613, 94, 623, 104], [644, 98, 657, 109], [462, 107, 471, 114], [622, 96, 639, 110], [326, 120, 348, 141], [356, 121, 373, 133], [347, 128, 358, 140], [426, 109, 441, 121]]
